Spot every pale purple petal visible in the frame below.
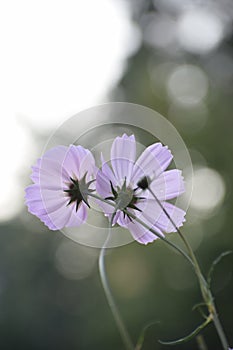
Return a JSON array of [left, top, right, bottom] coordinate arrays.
[[112, 210, 121, 225], [38, 201, 88, 230], [126, 218, 163, 244], [111, 134, 136, 185], [100, 153, 117, 185], [131, 143, 173, 184], [116, 211, 131, 227], [95, 134, 186, 245], [25, 183, 88, 229], [150, 169, 185, 200], [65, 202, 88, 227], [26, 144, 95, 230], [40, 205, 73, 230], [78, 148, 96, 179], [62, 145, 83, 178], [155, 202, 186, 233], [25, 185, 66, 213], [116, 199, 165, 244], [96, 169, 113, 200]]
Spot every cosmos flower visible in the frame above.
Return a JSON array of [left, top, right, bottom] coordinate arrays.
[[96, 134, 185, 244], [25, 145, 95, 230]]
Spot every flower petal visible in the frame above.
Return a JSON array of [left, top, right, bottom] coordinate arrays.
[[150, 169, 185, 200], [111, 134, 136, 185], [25, 185, 66, 214], [96, 170, 114, 200], [100, 153, 117, 185], [25, 184, 69, 230], [126, 218, 163, 244], [155, 202, 186, 233], [65, 202, 88, 227], [26, 145, 95, 230], [131, 143, 173, 184]]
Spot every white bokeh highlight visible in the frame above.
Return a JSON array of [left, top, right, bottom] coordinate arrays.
[[167, 64, 209, 105], [187, 167, 226, 216], [54, 240, 98, 280], [0, 1, 140, 221], [177, 10, 224, 54]]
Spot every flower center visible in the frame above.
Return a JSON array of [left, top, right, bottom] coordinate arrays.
[[64, 173, 94, 212], [105, 178, 144, 220]]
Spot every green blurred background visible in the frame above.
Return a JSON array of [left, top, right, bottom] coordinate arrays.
[[0, 0, 233, 349]]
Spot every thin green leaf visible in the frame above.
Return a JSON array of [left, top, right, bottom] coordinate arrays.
[[192, 302, 208, 319], [135, 321, 159, 350], [207, 251, 233, 287], [158, 317, 212, 346]]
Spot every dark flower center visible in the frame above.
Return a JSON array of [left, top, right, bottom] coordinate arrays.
[[64, 174, 94, 212], [105, 178, 144, 221]]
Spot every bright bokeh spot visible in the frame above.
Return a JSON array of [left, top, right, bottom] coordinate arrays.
[[143, 14, 176, 50], [187, 167, 226, 216], [177, 10, 224, 54], [0, 0, 140, 221], [0, 114, 35, 221], [2, 0, 140, 130], [167, 64, 209, 105], [54, 240, 98, 280]]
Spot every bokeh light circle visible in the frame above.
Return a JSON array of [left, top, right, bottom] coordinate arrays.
[[42, 103, 193, 248], [185, 167, 226, 216]]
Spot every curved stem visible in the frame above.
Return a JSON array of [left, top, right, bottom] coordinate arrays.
[[90, 191, 229, 349], [98, 222, 134, 350], [148, 188, 229, 350], [148, 189, 206, 292]]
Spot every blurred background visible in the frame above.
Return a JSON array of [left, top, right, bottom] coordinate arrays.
[[0, 0, 233, 349]]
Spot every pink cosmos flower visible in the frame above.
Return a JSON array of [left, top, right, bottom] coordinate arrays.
[[96, 134, 186, 244], [25, 145, 95, 230]]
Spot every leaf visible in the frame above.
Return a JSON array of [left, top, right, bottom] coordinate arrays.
[[207, 251, 233, 287], [158, 317, 212, 346], [192, 302, 208, 319], [135, 321, 159, 350]]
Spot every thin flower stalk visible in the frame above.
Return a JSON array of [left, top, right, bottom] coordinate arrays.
[[98, 220, 134, 350], [148, 187, 229, 350], [90, 190, 229, 350]]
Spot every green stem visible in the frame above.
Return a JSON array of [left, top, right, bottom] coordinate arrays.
[[89, 191, 229, 350], [148, 188, 229, 350], [98, 222, 134, 350], [148, 188, 207, 295]]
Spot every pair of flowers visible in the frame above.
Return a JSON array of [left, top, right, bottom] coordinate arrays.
[[25, 134, 185, 244]]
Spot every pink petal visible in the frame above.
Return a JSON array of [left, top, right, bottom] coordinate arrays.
[[131, 143, 173, 184], [111, 134, 136, 185], [150, 169, 185, 200]]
